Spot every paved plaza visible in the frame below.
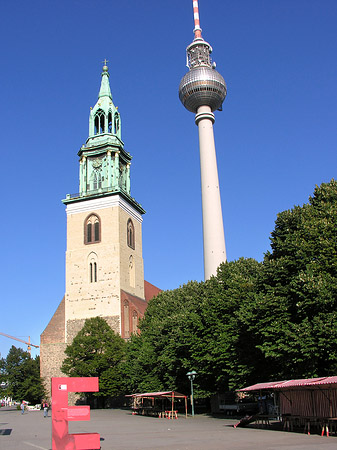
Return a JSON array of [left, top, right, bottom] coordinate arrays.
[[1, 406, 337, 449]]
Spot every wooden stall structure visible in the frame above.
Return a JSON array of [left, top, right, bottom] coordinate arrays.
[[127, 391, 188, 418], [238, 376, 337, 435]]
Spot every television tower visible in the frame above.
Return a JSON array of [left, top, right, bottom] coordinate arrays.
[[179, 0, 227, 280]]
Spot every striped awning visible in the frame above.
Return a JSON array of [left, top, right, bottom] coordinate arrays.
[[239, 376, 337, 392], [126, 391, 187, 398]]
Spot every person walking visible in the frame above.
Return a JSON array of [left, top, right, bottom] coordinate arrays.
[[42, 400, 49, 418], [21, 401, 25, 415]]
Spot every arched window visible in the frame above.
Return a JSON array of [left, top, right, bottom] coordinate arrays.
[[87, 222, 92, 243], [94, 115, 99, 135], [127, 219, 135, 249], [114, 112, 120, 133], [94, 110, 105, 134], [124, 300, 130, 338], [89, 263, 97, 282], [100, 114, 105, 133], [132, 311, 138, 334], [88, 253, 98, 283], [93, 172, 102, 190], [94, 221, 99, 241], [108, 112, 112, 133], [85, 214, 101, 244]]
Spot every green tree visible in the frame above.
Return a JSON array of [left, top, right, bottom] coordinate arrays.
[[124, 281, 204, 395], [253, 179, 337, 379], [61, 317, 126, 405], [3, 346, 45, 403], [0, 356, 5, 382], [123, 180, 337, 397], [124, 260, 262, 397], [213, 258, 263, 389]]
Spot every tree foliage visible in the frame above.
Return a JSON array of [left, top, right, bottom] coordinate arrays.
[[123, 180, 337, 397], [2, 346, 45, 403], [61, 317, 126, 402], [124, 258, 262, 396], [257, 179, 337, 378]]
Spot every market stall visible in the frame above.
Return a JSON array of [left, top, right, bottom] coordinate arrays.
[[127, 391, 188, 418], [238, 376, 337, 435]]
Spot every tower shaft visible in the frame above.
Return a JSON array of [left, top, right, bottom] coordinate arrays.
[[196, 106, 226, 279], [179, 0, 227, 279]]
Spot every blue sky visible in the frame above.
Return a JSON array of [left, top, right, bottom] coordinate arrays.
[[1, 0, 336, 359]]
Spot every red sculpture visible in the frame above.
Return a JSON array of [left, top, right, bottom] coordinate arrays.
[[51, 377, 100, 450]]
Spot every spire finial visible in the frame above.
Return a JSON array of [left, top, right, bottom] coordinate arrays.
[[99, 60, 112, 99], [193, 0, 203, 40], [102, 58, 109, 72]]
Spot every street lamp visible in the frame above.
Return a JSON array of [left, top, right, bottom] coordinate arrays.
[[187, 370, 197, 417]]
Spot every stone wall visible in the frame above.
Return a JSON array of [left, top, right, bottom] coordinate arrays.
[[40, 342, 67, 400], [66, 315, 120, 343], [40, 297, 67, 399]]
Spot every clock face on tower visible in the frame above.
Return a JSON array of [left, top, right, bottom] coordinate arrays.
[[92, 158, 103, 169]]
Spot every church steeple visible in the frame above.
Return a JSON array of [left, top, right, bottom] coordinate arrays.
[[63, 63, 144, 215], [98, 61, 112, 99], [88, 62, 121, 142], [41, 60, 149, 402]]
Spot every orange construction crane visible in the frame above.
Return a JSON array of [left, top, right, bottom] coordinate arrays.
[[0, 332, 39, 355]]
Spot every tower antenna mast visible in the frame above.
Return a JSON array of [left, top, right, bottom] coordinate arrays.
[[179, 0, 227, 280], [192, 0, 202, 39]]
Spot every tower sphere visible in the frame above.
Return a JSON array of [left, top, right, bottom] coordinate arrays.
[[179, 66, 227, 113]]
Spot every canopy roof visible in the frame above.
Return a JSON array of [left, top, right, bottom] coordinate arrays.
[[239, 376, 337, 392], [127, 391, 187, 398]]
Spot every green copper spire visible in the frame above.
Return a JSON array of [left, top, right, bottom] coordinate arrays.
[[88, 62, 121, 141], [63, 62, 145, 215], [98, 62, 112, 100]]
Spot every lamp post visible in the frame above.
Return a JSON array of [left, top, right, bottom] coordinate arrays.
[[187, 370, 197, 417]]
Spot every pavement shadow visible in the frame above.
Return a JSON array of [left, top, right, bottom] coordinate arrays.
[[0, 429, 12, 435], [205, 413, 241, 420]]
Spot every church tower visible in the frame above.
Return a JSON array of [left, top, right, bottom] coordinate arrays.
[[63, 62, 146, 342], [40, 63, 159, 397]]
